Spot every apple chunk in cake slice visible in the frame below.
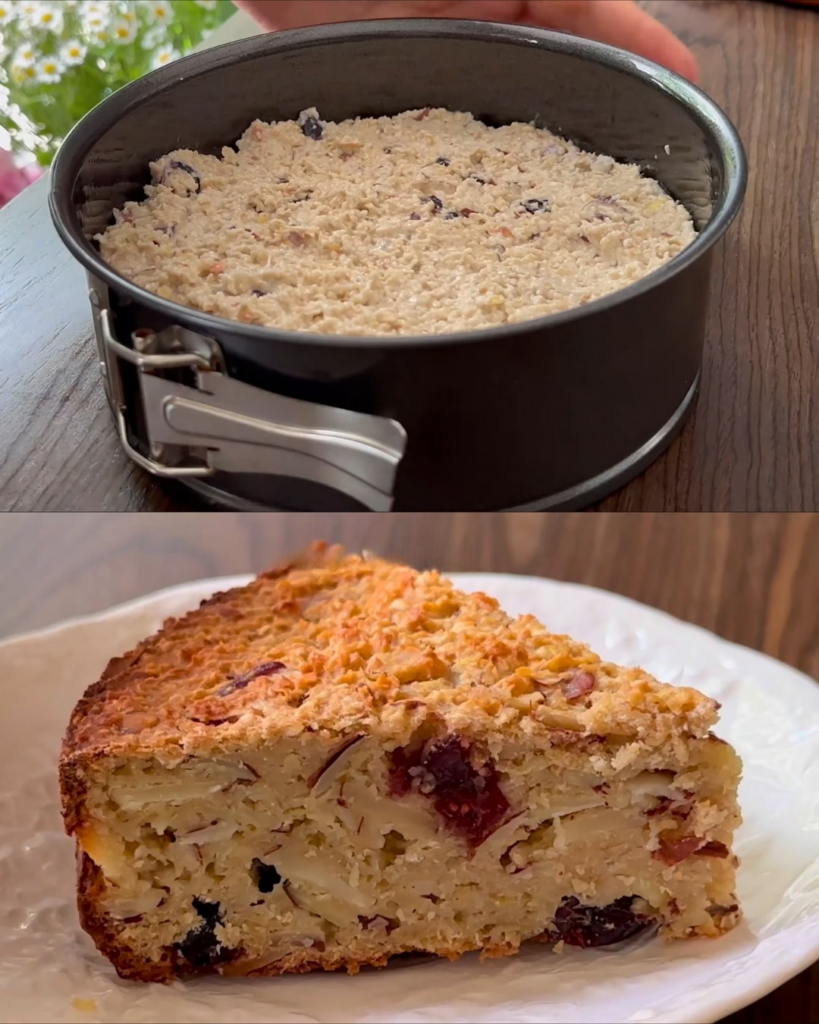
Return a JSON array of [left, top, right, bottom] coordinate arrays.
[[59, 544, 742, 982]]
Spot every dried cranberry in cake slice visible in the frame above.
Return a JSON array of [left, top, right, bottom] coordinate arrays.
[[388, 736, 510, 846], [59, 544, 742, 982]]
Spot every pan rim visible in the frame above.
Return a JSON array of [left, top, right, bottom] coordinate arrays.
[[49, 17, 748, 351]]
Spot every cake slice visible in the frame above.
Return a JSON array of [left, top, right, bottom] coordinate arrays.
[[60, 544, 742, 982]]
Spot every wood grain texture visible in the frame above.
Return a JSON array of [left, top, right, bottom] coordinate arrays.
[[0, 0, 817, 511], [0, 178, 175, 511], [0, 510, 817, 1020], [606, 0, 819, 512]]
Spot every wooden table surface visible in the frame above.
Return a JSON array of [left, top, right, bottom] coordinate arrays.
[[0, 0, 817, 511], [0, 510, 817, 1020]]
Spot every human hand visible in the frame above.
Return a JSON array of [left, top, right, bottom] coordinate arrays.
[[235, 0, 698, 81]]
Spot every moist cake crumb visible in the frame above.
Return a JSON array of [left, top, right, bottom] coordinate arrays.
[[99, 108, 697, 337]]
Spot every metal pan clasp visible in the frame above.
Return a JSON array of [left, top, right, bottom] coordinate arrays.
[[91, 296, 407, 510]]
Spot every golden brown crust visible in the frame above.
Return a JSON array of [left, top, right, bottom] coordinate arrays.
[[61, 543, 717, 760], [236, 945, 490, 978], [76, 849, 177, 983], [62, 542, 342, 760], [60, 543, 719, 835], [59, 543, 342, 834]]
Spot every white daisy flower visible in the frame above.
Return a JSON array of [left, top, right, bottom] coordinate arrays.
[[17, 2, 40, 22], [90, 27, 109, 45], [195, 0, 218, 9], [80, 2, 111, 32], [0, 2, 16, 27], [14, 43, 37, 67], [146, 0, 173, 24], [151, 46, 179, 69], [111, 17, 137, 43], [60, 39, 87, 65], [82, 14, 106, 32], [81, 16, 108, 35], [33, 55, 63, 84], [141, 24, 164, 49], [11, 61, 36, 85], [29, 3, 63, 33]]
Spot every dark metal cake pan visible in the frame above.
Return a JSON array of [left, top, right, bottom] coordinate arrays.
[[49, 19, 747, 511]]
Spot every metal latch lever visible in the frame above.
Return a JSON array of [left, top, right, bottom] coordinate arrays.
[[140, 372, 406, 511], [95, 304, 407, 510]]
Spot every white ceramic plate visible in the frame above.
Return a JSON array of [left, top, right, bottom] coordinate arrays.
[[1, 573, 819, 1024]]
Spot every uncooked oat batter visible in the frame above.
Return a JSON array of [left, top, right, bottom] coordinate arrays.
[[99, 108, 696, 337]]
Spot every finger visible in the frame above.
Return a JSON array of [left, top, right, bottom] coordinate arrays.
[[235, 1, 519, 31], [527, 0, 699, 81]]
